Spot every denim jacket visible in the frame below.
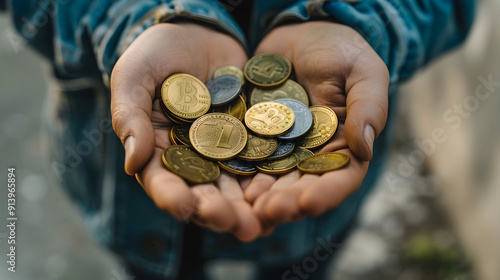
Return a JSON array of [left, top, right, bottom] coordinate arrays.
[[9, 0, 474, 278]]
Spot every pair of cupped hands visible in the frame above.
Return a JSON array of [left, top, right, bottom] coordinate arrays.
[[110, 21, 389, 242]]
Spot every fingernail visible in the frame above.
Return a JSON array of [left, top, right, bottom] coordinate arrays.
[[364, 125, 375, 158], [124, 136, 136, 173]]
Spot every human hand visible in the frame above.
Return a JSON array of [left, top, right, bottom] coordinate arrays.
[[244, 22, 389, 234], [110, 23, 261, 241]]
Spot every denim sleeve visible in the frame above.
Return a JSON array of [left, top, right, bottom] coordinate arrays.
[[10, 0, 246, 83], [269, 0, 475, 85]]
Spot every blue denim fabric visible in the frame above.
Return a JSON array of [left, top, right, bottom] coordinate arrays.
[[10, 0, 474, 278]]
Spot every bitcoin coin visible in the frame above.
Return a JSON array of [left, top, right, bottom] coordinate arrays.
[[211, 94, 246, 121], [297, 152, 349, 174], [250, 80, 309, 106], [267, 141, 295, 161], [244, 54, 292, 87], [293, 147, 315, 161], [189, 113, 247, 160], [214, 66, 245, 85], [298, 106, 338, 149], [166, 109, 193, 124], [169, 129, 178, 145], [218, 158, 257, 175], [245, 101, 295, 136], [161, 73, 211, 120], [162, 145, 220, 183], [206, 75, 242, 106], [161, 101, 188, 124], [172, 124, 191, 146], [256, 153, 299, 175], [237, 133, 278, 161], [275, 99, 313, 141]]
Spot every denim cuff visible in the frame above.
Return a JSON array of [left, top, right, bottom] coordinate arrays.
[[118, 0, 247, 61], [268, 0, 359, 30]]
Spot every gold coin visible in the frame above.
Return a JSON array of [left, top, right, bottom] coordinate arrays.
[[169, 129, 178, 145], [172, 125, 191, 146], [214, 66, 245, 85], [161, 101, 183, 124], [162, 145, 220, 183], [245, 101, 295, 136], [256, 154, 299, 175], [237, 133, 278, 161], [298, 106, 338, 149], [211, 94, 246, 121], [250, 80, 309, 107], [160, 96, 193, 124], [240, 91, 247, 103], [161, 73, 211, 120], [244, 54, 292, 87], [292, 147, 315, 161], [166, 109, 193, 124], [297, 152, 349, 174], [189, 113, 247, 160]]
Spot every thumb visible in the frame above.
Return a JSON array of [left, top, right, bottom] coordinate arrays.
[[110, 60, 156, 175], [344, 58, 389, 161]]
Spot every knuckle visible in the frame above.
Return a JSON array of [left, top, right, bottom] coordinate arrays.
[[149, 182, 181, 216], [111, 106, 129, 138], [268, 194, 293, 215], [298, 195, 323, 216]]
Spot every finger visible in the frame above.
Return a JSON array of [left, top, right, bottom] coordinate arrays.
[[344, 54, 389, 161], [217, 171, 244, 200], [298, 149, 369, 216], [238, 176, 254, 192], [269, 170, 301, 191], [244, 173, 277, 203], [319, 123, 348, 153], [217, 172, 262, 241], [137, 148, 196, 221], [251, 170, 301, 220], [258, 174, 319, 225], [191, 184, 238, 232], [231, 200, 262, 242], [111, 56, 156, 175]]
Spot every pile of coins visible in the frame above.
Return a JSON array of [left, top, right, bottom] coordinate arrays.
[[160, 54, 349, 183]]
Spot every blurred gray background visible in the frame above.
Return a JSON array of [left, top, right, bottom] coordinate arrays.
[[1, 1, 499, 279]]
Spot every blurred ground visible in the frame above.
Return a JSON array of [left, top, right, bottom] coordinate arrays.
[[0, 14, 122, 280], [1, 1, 499, 280], [331, 1, 500, 280]]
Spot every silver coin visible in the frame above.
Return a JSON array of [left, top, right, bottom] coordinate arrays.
[[218, 158, 257, 175], [206, 75, 242, 106], [267, 141, 295, 161], [275, 99, 313, 141]]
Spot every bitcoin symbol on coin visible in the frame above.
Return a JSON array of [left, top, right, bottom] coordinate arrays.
[[251, 108, 285, 129], [176, 80, 198, 111]]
